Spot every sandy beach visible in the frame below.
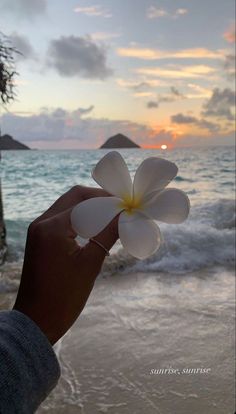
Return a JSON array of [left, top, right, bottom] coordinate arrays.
[[1, 261, 234, 414]]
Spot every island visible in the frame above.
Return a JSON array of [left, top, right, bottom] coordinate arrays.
[[100, 133, 140, 149], [0, 134, 30, 150]]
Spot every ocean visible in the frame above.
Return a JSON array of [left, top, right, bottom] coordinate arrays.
[[0, 147, 235, 413]]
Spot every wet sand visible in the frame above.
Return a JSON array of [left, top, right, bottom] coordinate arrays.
[[0, 263, 235, 414], [34, 268, 235, 414]]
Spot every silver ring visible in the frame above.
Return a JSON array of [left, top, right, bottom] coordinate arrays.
[[90, 238, 110, 256]]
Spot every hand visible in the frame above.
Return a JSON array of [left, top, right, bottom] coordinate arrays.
[[13, 186, 119, 345]]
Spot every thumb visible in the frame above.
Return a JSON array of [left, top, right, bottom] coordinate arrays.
[[81, 214, 120, 265]]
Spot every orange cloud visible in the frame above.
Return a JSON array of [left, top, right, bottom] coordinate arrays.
[[135, 65, 216, 79], [187, 83, 212, 98], [141, 125, 182, 148], [133, 92, 155, 97], [224, 24, 236, 43], [116, 78, 162, 88], [117, 47, 225, 60]]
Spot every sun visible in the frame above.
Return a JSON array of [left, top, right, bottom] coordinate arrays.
[[161, 144, 168, 150]]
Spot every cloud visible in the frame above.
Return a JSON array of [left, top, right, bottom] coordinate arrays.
[[171, 114, 197, 124], [0, 107, 162, 149], [147, 101, 159, 108], [224, 54, 235, 80], [50, 108, 67, 118], [116, 78, 162, 98], [173, 132, 235, 147], [1, 108, 234, 149], [0, 107, 95, 143], [77, 105, 94, 115], [159, 86, 185, 102], [117, 47, 224, 60], [147, 6, 188, 19], [135, 65, 216, 79], [224, 24, 236, 43], [0, 0, 46, 18], [170, 87, 182, 97], [0, 109, 66, 142], [116, 78, 161, 90], [197, 119, 221, 132], [134, 92, 154, 98], [141, 128, 234, 148], [187, 83, 212, 99], [74, 5, 112, 18], [201, 88, 235, 120], [49, 105, 94, 118], [147, 87, 186, 109], [147, 6, 168, 19], [222, 24, 235, 80], [46, 35, 113, 79], [0, 107, 180, 149], [132, 81, 155, 91], [171, 113, 220, 133], [176, 9, 188, 16], [9, 32, 36, 61]]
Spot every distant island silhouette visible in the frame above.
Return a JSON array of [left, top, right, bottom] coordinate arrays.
[[100, 133, 140, 149], [0, 134, 30, 150]]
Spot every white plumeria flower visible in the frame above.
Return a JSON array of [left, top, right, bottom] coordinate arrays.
[[71, 151, 190, 259]]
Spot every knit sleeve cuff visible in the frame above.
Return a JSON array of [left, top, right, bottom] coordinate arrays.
[[0, 309, 61, 412]]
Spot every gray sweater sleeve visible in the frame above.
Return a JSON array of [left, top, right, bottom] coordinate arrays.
[[0, 310, 61, 413]]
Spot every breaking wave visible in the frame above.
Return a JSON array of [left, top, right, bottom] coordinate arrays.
[[0, 199, 235, 295], [103, 199, 235, 274]]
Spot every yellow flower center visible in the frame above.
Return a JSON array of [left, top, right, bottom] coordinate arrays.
[[120, 195, 142, 215]]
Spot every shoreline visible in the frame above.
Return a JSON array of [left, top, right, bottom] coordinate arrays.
[[36, 268, 234, 414], [7, 271, 234, 414], [1, 263, 235, 413]]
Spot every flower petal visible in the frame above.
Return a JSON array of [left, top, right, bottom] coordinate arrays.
[[133, 157, 178, 200], [118, 211, 161, 259], [143, 188, 190, 224], [71, 196, 123, 238], [92, 151, 132, 199]]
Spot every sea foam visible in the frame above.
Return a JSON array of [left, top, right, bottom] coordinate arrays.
[[103, 199, 235, 275]]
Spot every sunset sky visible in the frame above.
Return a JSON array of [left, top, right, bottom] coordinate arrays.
[[0, 0, 235, 149]]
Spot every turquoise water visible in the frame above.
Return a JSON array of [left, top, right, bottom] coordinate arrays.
[[1, 146, 235, 274]]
